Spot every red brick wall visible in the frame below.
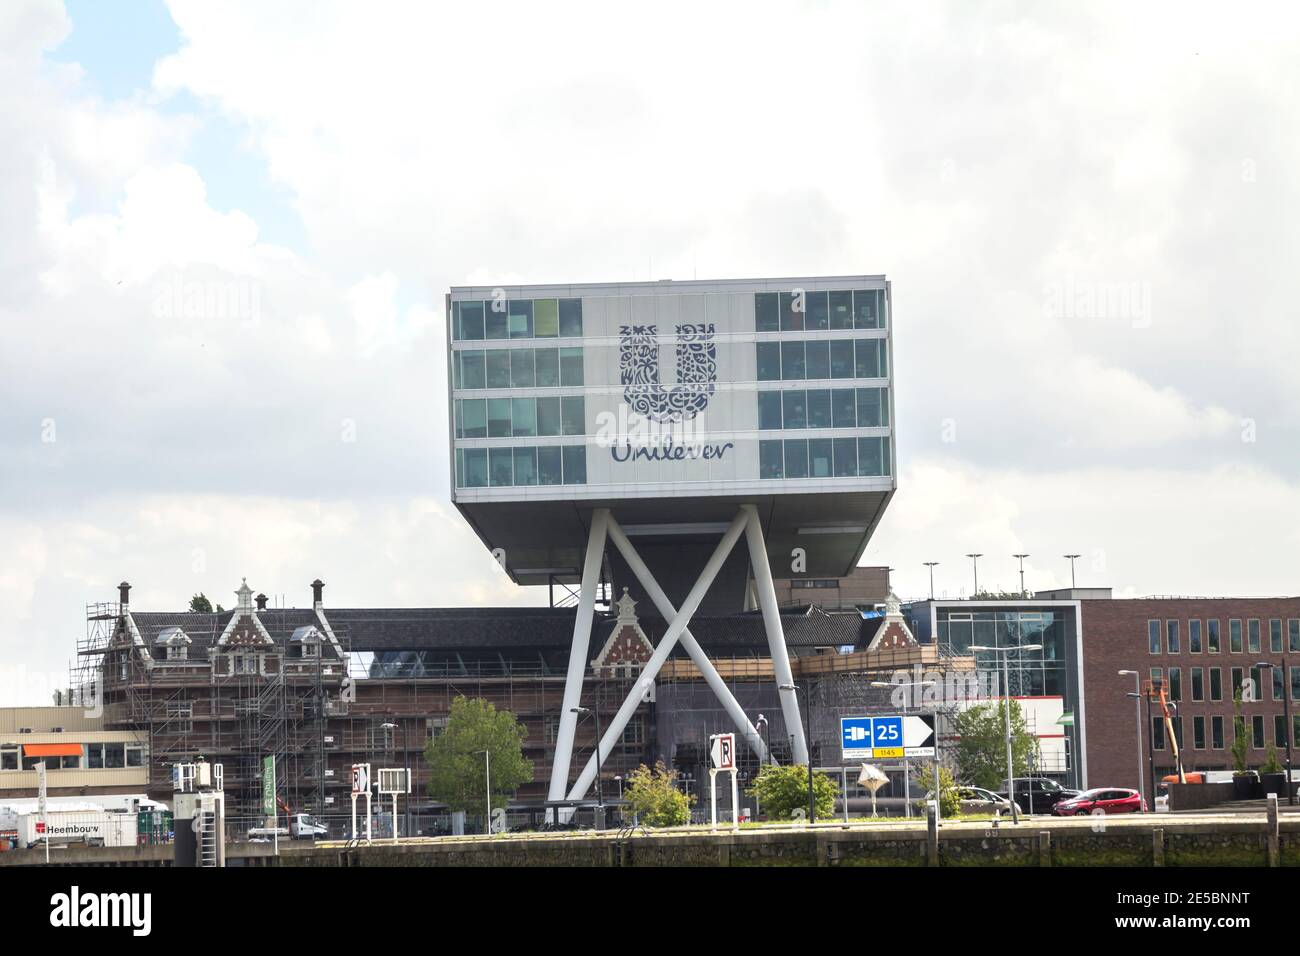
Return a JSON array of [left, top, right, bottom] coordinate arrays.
[[1081, 598, 1300, 791]]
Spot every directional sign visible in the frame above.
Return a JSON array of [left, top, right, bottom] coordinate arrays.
[[841, 715, 935, 759], [710, 733, 736, 770]]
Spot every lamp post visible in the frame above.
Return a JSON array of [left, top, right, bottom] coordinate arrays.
[[965, 554, 982, 598], [755, 714, 769, 767], [1063, 554, 1081, 589], [571, 706, 604, 825], [970, 643, 1042, 824], [1127, 690, 1157, 809], [1117, 671, 1145, 807], [1255, 659, 1294, 805], [923, 562, 939, 601], [778, 683, 815, 824], [1013, 554, 1029, 598], [873, 679, 939, 820]]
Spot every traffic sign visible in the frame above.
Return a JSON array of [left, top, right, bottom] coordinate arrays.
[[841, 715, 935, 759], [710, 733, 736, 770]]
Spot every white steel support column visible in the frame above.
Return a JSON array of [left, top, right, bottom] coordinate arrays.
[[742, 504, 808, 765], [566, 510, 749, 803], [605, 516, 770, 763], [547, 508, 610, 808]]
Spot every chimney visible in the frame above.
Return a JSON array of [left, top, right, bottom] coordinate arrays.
[[118, 581, 131, 607], [311, 579, 324, 608], [255, 593, 268, 611]]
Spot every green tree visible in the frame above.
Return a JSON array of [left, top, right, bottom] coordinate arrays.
[[914, 764, 961, 817], [623, 761, 693, 827], [748, 764, 837, 821], [425, 697, 533, 815], [189, 593, 212, 613], [952, 700, 1040, 791], [1231, 691, 1250, 775]]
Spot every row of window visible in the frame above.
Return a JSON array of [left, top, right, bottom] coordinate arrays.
[[755, 290, 886, 332], [453, 346, 585, 390], [455, 396, 585, 439], [451, 298, 584, 341], [759, 437, 891, 480], [757, 338, 887, 381], [1148, 618, 1300, 655], [758, 388, 889, 431], [456, 445, 587, 488], [0, 742, 147, 771], [1153, 714, 1300, 752], [1151, 664, 1300, 703]]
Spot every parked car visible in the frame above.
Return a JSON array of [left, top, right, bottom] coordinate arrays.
[[955, 787, 1013, 815], [1052, 788, 1145, 816], [997, 777, 1079, 814]]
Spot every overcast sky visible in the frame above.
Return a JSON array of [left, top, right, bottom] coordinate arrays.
[[2, 1, 1298, 704]]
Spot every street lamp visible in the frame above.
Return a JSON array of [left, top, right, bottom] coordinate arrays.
[[923, 562, 939, 600], [778, 683, 815, 824], [473, 748, 491, 836], [1127, 691, 1157, 810], [1255, 660, 1294, 805], [969, 643, 1042, 824], [1063, 554, 1081, 589], [965, 554, 982, 597], [1117, 671, 1145, 808], [873, 679, 939, 821], [755, 714, 770, 767], [1013, 554, 1029, 598], [571, 706, 604, 825]]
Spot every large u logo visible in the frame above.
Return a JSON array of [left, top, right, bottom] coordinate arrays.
[[619, 324, 717, 424]]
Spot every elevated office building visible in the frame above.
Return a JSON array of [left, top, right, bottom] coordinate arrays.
[[446, 276, 896, 809]]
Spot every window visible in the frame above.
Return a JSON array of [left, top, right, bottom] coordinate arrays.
[[1148, 620, 1161, 654], [507, 299, 533, 338], [486, 350, 511, 388], [832, 437, 857, 477], [755, 292, 779, 332], [829, 339, 855, 378], [511, 398, 536, 437], [757, 392, 782, 430], [536, 397, 561, 436], [1212, 716, 1225, 750], [808, 438, 832, 478], [621, 718, 646, 746], [1167, 666, 1181, 701], [782, 390, 807, 429], [855, 338, 886, 378], [0, 745, 17, 771], [456, 301, 485, 340], [562, 446, 586, 484], [780, 341, 806, 379], [831, 389, 857, 428], [489, 447, 513, 486], [487, 398, 511, 437], [1248, 619, 1261, 653], [535, 348, 560, 387], [1191, 667, 1204, 701], [1193, 716, 1205, 750], [459, 350, 486, 389], [756, 342, 781, 380], [561, 396, 585, 436], [534, 299, 559, 338], [1292, 666, 1300, 702], [1270, 619, 1283, 653], [461, 399, 487, 438], [485, 301, 508, 339], [1189, 619, 1202, 653], [1152, 717, 1166, 750], [1209, 667, 1222, 701], [511, 447, 536, 486], [1166, 620, 1180, 654], [537, 447, 562, 485], [427, 717, 449, 741], [167, 702, 193, 734], [510, 349, 535, 388], [805, 339, 829, 379], [806, 291, 829, 330], [807, 390, 831, 428], [559, 348, 584, 386], [1230, 619, 1242, 653], [1252, 715, 1266, 749], [854, 289, 882, 329], [558, 298, 583, 337], [1291, 619, 1300, 653], [1276, 714, 1289, 747], [857, 388, 887, 427], [784, 439, 809, 479], [1208, 619, 1221, 653], [829, 290, 853, 329], [779, 291, 803, 331], [759, 441, 783, 479], [125, 744, 145, 768], [1273, 666, 1284, 702], [1231, 667, 1244, 696], [858, 437, 890, 476]]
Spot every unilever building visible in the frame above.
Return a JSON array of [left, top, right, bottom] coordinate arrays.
[[446, 276, 896, 811]]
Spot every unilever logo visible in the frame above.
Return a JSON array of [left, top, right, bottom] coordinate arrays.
[[601, 324, 732, 464]]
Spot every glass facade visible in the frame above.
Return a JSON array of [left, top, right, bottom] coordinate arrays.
[[938, 610, 1069, 696]]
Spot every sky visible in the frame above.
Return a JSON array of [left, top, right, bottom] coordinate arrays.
[[2, 0, 1298, 704]]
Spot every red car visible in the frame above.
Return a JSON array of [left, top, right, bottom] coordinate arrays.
[[1052, 788, 1146, 816]]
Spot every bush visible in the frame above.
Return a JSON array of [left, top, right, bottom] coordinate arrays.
[[913, 764, 961, 817], [748, 764, 838, 821], [623, 761, 693, 827]]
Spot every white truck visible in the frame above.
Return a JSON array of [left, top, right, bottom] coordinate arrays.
[[246, 813, 328, 842], [15, 810, 137, 849]]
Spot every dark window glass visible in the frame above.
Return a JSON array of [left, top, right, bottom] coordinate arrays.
[[485, 302, 509, 339], [536, 397, 561, 436], [538, 447, 563, 485], [559, 299, 583, 337], [782, 391, 807, 429], [488, 448, 513, 486], [1193, 716, 1205, 749], [854, 289, 880, 329], [1208, 619, 1221, 653], [1168, 666, 1181, 701], [508, 299, 533, 338], [561, 396, 585, 435], [829, 291, 854, 329], [830, 340, 855, 378], [755, 292, 779, 332], [832, 437, 857, 477], [458, 301, 485, 340], [805, 340, 830, 379], [756, 342, 781, 381], [1152, 717, 1165, 750], [462, 399, 487, 438], [1148, 620, 1161, 654], [784, 439, 809, 479], [1212, 716, 1224, 749], [1291, 666, 1300, 702], [488, 398, 511, 437], [759, 440, 783, 479], [1189, 619, 1202, 653], [1253, 716, 1265, 749], [808, 438, 832, 477], [1273, 667, 1285, 701], [559, 348, 584, 386], [831, 389, 856, 428], [858, 437, 886, 476], [1191, 668, 1204, 701], [1167, 620, 1180, 654], [1230, 619, 1242, 652], [511, 398, 536, 437], [1270, 619, 1283, 653], [758, 392, 782, 430], [1290, 620, 1300, 653], [535, 349, 559, 387], [513, 447, 537, 485], [806, 291, 829, 330], [1276, 715, 1288, 747], [807, 390, 831, 428], [781, 341, 806, 380], [464, 449, 487, 487], [510, 349, 535, 387], [857, 388, 883, 427], [534, 299, 559, 338], [855, 339, 881, 378], [780, 292, 804, 331], [562, 445, 586, 484], [460, 350, 486, 389], [1248, 619, 1261, 653], [486, 350, 511, 388]]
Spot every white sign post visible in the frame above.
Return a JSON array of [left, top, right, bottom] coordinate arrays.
[[708, 733, 739, 832], [377, 768, 410, 844], [350, 763, 372, 842], [37, 762, 48, 864]]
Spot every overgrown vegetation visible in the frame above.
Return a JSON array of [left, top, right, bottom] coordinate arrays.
[[623, 761, 693, 827], [748, 764, 838, 820]]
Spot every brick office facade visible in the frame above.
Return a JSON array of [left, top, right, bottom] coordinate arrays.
[[1081, 597, 1300, 793]]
